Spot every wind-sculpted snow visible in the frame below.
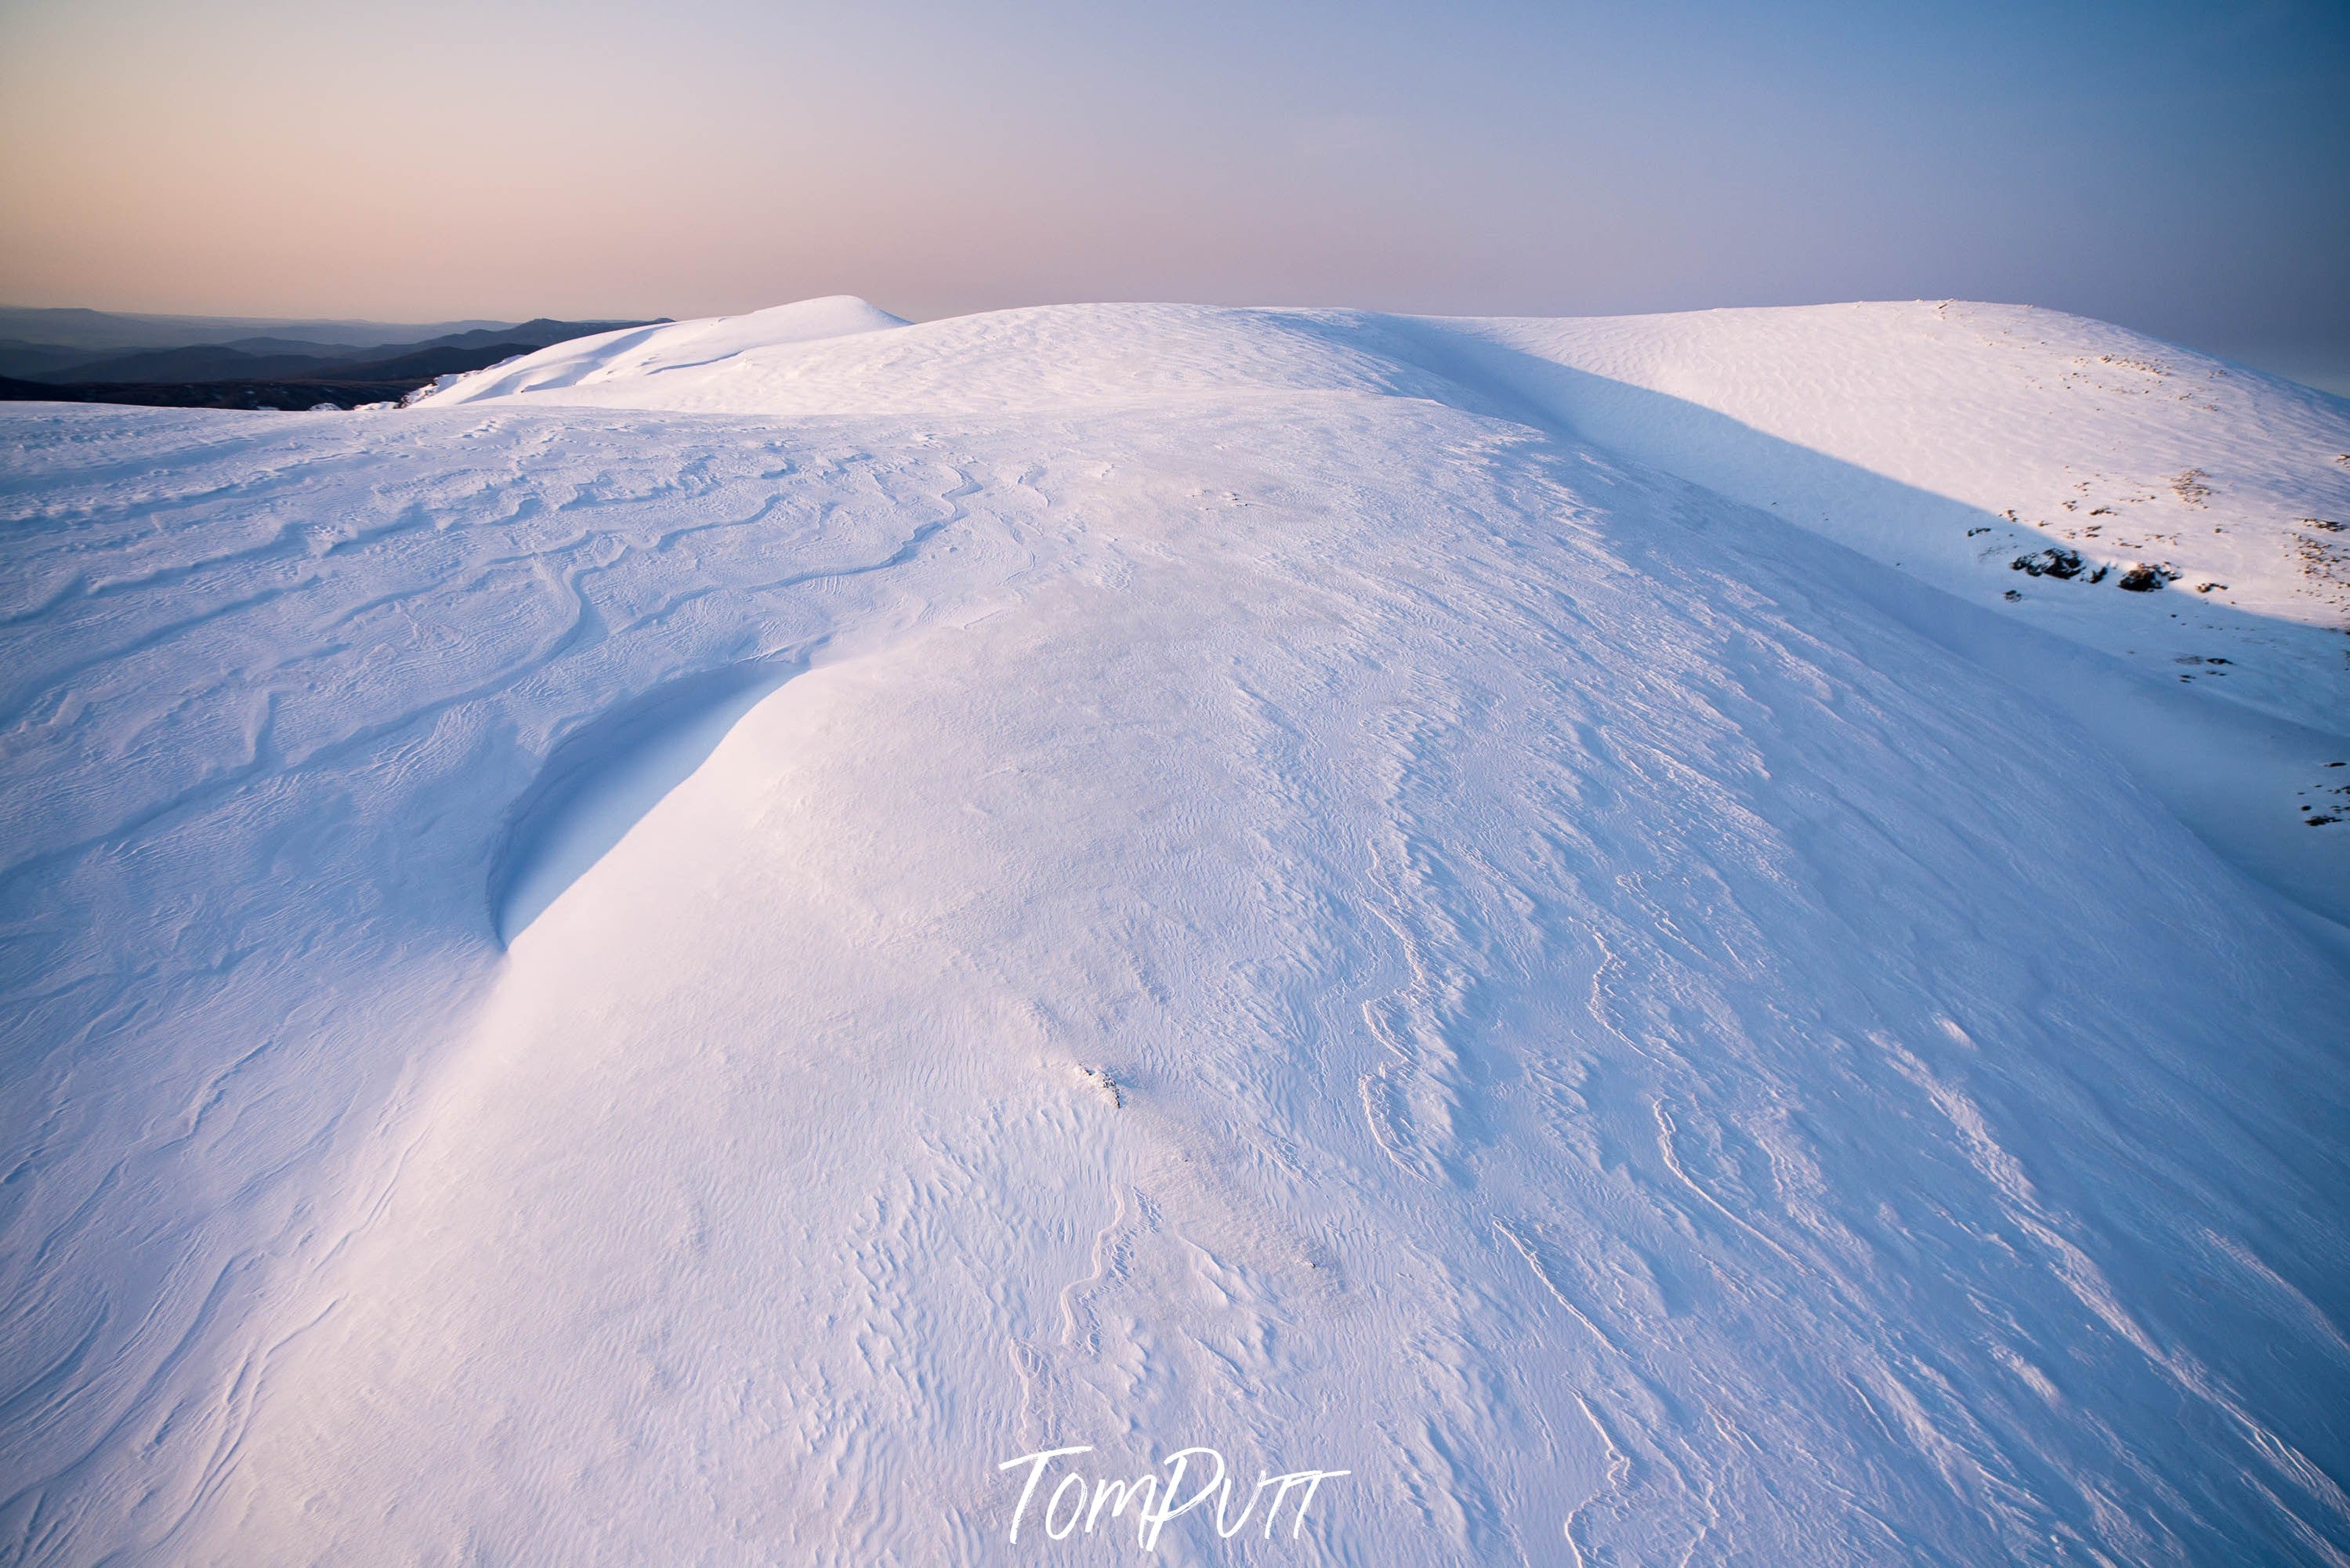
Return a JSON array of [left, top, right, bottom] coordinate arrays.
[[0, 402, 1023, 1557], [436, 299, 2350, 733], [489, 654, 806, 940], [3, 303, 2348, 1565]]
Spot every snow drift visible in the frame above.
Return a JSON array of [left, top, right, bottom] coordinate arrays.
[[2, 299, 2347, 1566]]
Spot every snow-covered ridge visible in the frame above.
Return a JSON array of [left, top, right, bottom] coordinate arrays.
[[4, 299, 2348, 1566], [428, 294, 909, 404], [425, 298, 2350, 735], [1432, 302, 2350, 699]]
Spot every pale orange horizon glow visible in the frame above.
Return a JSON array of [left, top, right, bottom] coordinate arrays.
[[3, 0, 2345, 386]]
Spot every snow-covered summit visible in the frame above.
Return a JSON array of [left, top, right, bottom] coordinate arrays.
[[436, 293, 909, 403], [426, 298, 2350, 727], [1443, 302, 2350, 693]]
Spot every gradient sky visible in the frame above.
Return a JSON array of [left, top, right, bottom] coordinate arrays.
[[2, 0, 2345, 378]]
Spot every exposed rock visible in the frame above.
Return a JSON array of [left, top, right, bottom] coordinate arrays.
[[2011, 547, 2086, 579]]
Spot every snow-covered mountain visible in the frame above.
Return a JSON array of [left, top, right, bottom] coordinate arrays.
[[2, 298, 2346, 1565]]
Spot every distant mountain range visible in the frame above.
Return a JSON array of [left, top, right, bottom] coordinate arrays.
[[0, 309, 664, 410], [0, 306, 517, 353]]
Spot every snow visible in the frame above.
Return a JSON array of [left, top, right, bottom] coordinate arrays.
[[1417, 302, 2350, 728], [441, 295, 911, 404], [2, 299, 2347, 1565]]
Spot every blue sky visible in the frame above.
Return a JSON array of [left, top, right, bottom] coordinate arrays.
[[1, 0, 2343, 382]]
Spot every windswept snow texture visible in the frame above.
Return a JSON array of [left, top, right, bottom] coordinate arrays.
[[3, 299, 2348, 1566]]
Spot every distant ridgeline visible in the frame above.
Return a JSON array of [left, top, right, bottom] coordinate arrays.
[[0, 310, 664, 411]]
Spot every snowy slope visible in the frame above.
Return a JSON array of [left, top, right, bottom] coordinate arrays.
[[2, 301, 2348, 1566], [1418, 302, 2350, 725]]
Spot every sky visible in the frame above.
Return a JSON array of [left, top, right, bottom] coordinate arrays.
[[1, 0, 2345, 382]]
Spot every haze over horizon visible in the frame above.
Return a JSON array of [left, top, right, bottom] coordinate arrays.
[[2, 0, 2346, 385]]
